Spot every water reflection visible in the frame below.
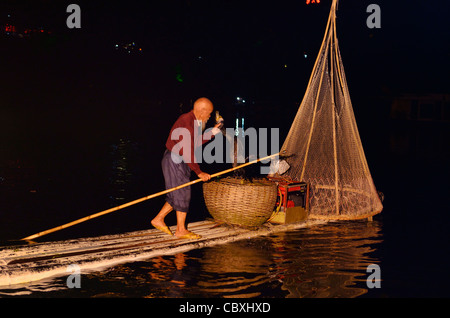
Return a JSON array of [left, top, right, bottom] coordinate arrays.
[[0, 220, 382, 298], [108, 138, 138, 205], [194, 220, 382, 298], [268, 221, 382, 297], [82, 220, 382, 298], [196, 241, 274, 297]]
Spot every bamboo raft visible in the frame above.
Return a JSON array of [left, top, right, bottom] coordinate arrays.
[[0, 219, 327, 287]]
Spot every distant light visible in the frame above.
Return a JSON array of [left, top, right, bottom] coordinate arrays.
[[284, 64, 288, 68], [304, 53, 308, 58], [236, 97, 246, 103]]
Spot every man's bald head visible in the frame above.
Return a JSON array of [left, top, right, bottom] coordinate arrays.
[[193, 97, 213, 112], [193, 97, 214, 124]]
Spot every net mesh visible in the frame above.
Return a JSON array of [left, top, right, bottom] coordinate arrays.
[[280, 0, 383, 220]]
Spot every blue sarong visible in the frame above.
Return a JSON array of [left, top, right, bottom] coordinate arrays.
[[161, 149, 191, 213]]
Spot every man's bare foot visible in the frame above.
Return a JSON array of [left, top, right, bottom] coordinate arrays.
[[175, 229, 202, 239], [151, 218, 166, 229], [151, 219, 173, 236]]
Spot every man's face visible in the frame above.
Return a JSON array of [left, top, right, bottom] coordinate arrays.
[[199, 106, 213, 123]]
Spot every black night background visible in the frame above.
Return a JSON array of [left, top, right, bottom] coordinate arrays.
[[0, 0, 450, 299]]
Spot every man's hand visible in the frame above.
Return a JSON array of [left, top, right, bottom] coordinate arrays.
[[211, 121, 223, 135], [198, 172, 211, 182]]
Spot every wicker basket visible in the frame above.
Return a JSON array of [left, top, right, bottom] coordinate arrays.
[[203, 177, 278, 227]]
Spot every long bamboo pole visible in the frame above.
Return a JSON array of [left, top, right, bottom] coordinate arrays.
[[21, 153, 280, 241]]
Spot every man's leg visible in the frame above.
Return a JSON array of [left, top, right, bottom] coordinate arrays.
[[151, 202, 173, 230], [175, 211, 188, 236], [175, 211, 201, 239]]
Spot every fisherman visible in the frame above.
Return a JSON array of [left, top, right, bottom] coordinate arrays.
[[151, 97, 223, 239]]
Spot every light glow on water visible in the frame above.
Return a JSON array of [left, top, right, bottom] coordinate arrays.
[[0, 221, 382, 298]]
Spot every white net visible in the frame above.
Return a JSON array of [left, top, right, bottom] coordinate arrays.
[[280, 0, 383, 220]]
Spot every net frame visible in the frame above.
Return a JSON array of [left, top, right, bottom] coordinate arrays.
[[280, 0, 383, 220]]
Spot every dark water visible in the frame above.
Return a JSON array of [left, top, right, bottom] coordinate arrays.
[[0, 221, 382, 298], [1, 112, 450, 299]]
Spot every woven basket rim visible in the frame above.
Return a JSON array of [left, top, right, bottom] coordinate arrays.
[[210, 176, 276, 187]]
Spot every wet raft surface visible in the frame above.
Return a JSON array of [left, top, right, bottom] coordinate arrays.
[[0, 219, 326, 286]]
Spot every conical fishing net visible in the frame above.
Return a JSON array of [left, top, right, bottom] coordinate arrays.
[[280, 0, 383, 220]]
